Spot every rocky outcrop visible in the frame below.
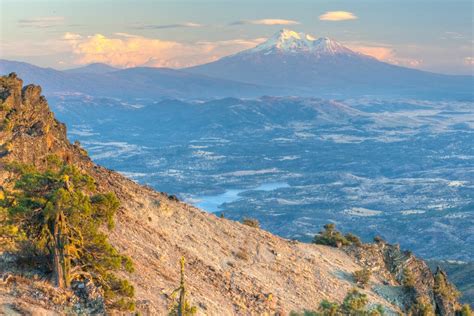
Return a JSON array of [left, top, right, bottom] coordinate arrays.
[[0, 73, 463, 315], [344, 239, 464, 315]]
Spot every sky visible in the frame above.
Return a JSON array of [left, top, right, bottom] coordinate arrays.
[[0, 0, 472, 75]]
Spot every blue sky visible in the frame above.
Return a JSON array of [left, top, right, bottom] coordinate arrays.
[[1, 0, 472, 74]]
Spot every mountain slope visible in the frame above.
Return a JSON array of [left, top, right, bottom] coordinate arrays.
[[0, 74, 464, 314], [186, 29, 473, 98]]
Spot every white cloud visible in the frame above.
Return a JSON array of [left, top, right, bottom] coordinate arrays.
[[133, 22, 202, 30], [319, 11, 357, 21], [18, 16, 65, 28], [232, 19, 300, 26], [464, 57, 474, 65], [63, 33, 266, 68], [346, 42, 422, 68]]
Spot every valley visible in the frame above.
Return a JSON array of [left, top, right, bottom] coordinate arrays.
[[48, 95, 474, 262]]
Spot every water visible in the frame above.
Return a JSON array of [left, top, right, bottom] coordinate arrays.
[[194, 182, 290, 213]]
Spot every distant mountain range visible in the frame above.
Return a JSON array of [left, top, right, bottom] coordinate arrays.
[[1, 29, 472, 99], [0, 60, 278, 100]]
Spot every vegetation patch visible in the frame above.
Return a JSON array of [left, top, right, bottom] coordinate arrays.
[[0, 157, 135, 311]]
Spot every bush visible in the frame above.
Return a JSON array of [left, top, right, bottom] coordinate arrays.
[[242, 217, 260, 228], [402, 267, 416, 288], [345, 233, 362, 246], [353, 268, 372, 288], [291, 288, 384, 316], [313, 224, 363, 248], [459, 304, 472, 316], [409, 297, 435, 316]]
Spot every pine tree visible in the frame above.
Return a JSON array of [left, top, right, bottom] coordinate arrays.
[[2, 158, 135, 310]]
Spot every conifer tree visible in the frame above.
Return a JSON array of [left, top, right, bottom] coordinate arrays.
[[1, 158, 135, 310], [169, 257, 197, 316]]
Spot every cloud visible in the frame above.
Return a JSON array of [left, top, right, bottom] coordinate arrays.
[[346, 42, 422, 68], [133, 22, 202, 30], [63, 32, 265, 68], [464, 57, 474, 65], [18, 16, 65, 28], [231, 19, 300, 26], [319, 11, 357, 21], [441, 32, 465, 40]]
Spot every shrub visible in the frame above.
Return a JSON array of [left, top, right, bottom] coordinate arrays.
[[242, 217, 260, 228], [313, 224, 354, 248], [353, 268, 372, 288], [459, 304, 472, 316], [409, 297, 435, 316], [291, 288, 384, 316], [345, 233, 362, 246], [402, 267, 416, 288]]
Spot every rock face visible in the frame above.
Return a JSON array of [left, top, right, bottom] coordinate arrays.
[[0, 73, 463, 314]]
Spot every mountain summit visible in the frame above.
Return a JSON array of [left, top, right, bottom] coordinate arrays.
[[245, 29, 358, 57]]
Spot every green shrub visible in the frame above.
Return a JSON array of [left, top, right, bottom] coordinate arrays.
[[313, 224, 355, 248], [353, 268, 372, 288], [291, 288, 384, 316], [345, 233, 362, 246], [402, 267, 416, 288], [409, 297, 435, 316], [459, 304, 472, 316]]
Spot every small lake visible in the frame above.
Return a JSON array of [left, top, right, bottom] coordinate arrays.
[[194, 182, 290, 213]]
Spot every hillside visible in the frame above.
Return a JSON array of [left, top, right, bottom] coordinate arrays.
[[0, 73, 466, 314]]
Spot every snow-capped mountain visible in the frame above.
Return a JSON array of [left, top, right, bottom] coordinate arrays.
[[186, 29, 471, 98], [243, 29, 359, 57]]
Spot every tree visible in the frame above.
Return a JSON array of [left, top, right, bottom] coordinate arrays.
[[169, 257, 197, 316], [2, 159, 135, 310]]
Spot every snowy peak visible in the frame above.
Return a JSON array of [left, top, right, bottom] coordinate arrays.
[[245, 29, 356, 56]]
